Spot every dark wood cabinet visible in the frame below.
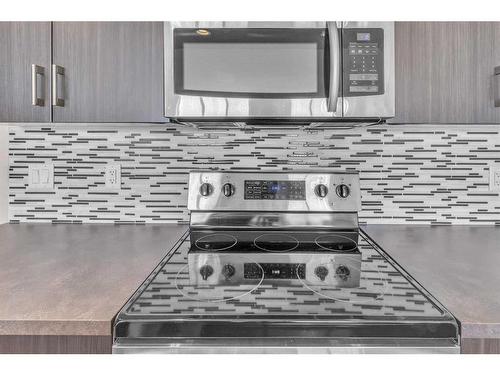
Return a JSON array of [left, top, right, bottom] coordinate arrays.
[[52, 22, 165, 123], [0, 335, 111, 354], [4, 21, 500, 124], [390, 22, 500, 124], [0, 22, 165, 123], [0, 22, 51, 122]]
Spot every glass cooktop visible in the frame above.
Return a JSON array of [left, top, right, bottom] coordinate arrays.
[[120, 231, 449, 319], [114, 229, 458, 343]]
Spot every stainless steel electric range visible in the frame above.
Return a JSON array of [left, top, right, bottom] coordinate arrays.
[[113, 171, 460, 353]]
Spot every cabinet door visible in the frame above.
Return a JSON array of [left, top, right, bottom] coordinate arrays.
[[52, 22, 164, 123], [0, 22, 51, 122], [391, 22, 500, 124]]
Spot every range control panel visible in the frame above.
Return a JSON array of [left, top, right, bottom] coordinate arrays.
[[188, 171, 361, 212], [343, 28, 384, 97], [244, 180, 306, 200]]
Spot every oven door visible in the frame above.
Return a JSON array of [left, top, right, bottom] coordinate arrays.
[[164, 21, 342, 120]]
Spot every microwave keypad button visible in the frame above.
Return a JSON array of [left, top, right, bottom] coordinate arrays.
[[350, 86, 378, 93], [349, 73, 378, 81], [344, 28, 384, 96]]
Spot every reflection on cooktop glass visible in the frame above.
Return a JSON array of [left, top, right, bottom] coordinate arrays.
[[127, 233, 445, 319]]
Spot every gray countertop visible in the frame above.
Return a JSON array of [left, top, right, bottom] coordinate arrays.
[[0, 223, 187, 336], [362, 225, 500, 339], [1, 223, 498, 341]]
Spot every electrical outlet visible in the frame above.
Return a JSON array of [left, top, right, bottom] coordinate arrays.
[[28, 164, 54, 190], [105, 164, 121, 190], [490, 164, 500, 191]]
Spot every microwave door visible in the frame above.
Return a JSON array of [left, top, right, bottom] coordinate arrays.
[[164, 22, 342, 119]]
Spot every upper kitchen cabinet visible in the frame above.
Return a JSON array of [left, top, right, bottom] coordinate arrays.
[[391, 22, 500, 124], [0, 22, 51, 122], [52, 22, 165, 123]]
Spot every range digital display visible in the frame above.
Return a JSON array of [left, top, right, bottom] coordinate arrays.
[[244, 180, 306, 200]]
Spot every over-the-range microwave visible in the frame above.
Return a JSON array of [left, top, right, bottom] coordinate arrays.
[[164, 22, 395, 122]]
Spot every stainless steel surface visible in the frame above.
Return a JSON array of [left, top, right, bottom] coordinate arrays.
[[113, 171, 459, 354], [342, 21, 395, 118], [31, 64, 44, 106], [112, 231, 460, 354], [51, 64, 65, 107], [187, 171, 361, 213], [189, 212, 359, 230], [164, 21, 394, 120], [327, 22, 340, 114], [113, 338, 460, 354], [164, 21, 338, 120]]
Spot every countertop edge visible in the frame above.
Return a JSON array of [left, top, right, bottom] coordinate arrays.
[[0, 319, 112, 336], [461, 323, 500, 339]]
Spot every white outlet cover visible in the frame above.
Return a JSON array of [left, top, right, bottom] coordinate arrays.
[[28, 164, 54, 191], [105, 164, 121, 190], [489, 163, 500, 191]]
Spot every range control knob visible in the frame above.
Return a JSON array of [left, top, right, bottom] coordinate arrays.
[[221, 264, 236, 280], [199, 183, 213, 197], [314, 266, 329, 281], [314, 184, 328, 198], [199, 265, 214, 280], [335, 265, 351, 281], [335, 184, 350, 198], [222, 183, 235, 197]]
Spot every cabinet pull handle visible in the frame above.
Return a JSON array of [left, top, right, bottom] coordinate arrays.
[[495, 66, 500, 108], [52, 64, 65, 107], [31, 64, 45, 106]]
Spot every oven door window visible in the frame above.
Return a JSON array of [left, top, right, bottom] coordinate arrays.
[[173, 28, 329, 98]]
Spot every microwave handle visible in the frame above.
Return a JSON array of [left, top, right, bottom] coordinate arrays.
[[327, 22, 341, 113]]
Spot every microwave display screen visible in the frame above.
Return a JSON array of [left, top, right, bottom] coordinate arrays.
[[357, 32, 371, 41], [173, 28, 328, 98]]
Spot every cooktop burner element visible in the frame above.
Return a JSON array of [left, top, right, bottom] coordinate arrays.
[[194, 233, 238, 251], [113, 171, 459, 354], [253, 233, 299, 252], [314, 234, 358, 252]]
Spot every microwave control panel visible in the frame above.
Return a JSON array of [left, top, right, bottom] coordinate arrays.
[[342, 28, 384, 96]]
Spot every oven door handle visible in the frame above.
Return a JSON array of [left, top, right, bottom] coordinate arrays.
[[327, 22, 341, 113]]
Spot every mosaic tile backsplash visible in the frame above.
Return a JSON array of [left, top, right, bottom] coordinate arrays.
[[8, 123, 500, 225]]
